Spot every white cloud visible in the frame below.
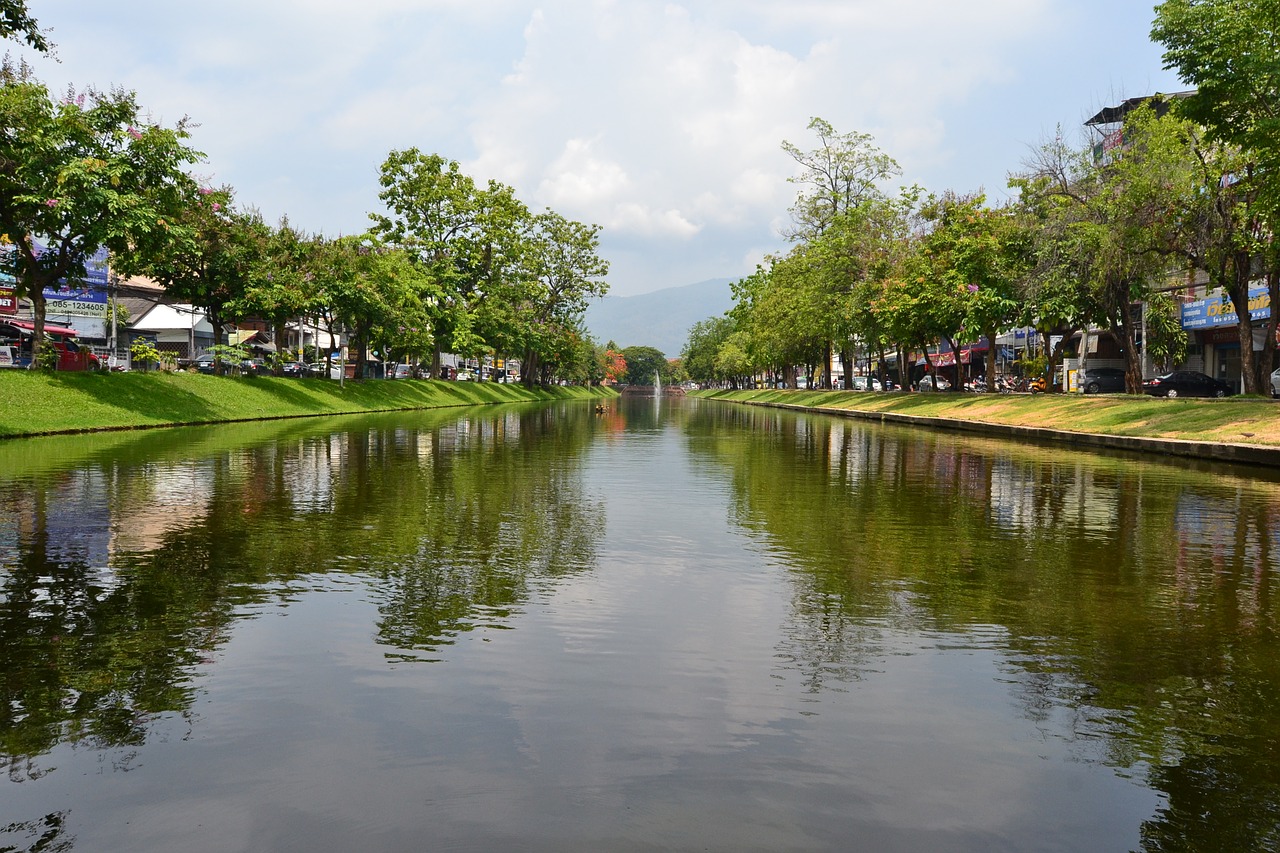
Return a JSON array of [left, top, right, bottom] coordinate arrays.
[[608, 203, 701, 239], [13, 0, 1184, 295], [537, 138, 633, 209]]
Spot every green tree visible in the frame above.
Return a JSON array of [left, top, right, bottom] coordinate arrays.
[[916, 193, 1027, 392], [782, 117, 901, 239], [317, 236, 434, 378], [620, 345, 668, 386], [132, 186, 260, 374], [819, 189, 920, 389], [1017, 112, 1188, 392], [1153, 3, 1280, 389], [1133, 106, 1280, 394], [713, 331, 755, 389], [1008, 166, 1104, 388], [1152, 0, 1280, 202], [236, 216, 320, 375], [1, 0, 47, 51], [682, 315, 736, 386], [371, 149, 530, 377], [1144, 291, 1189, 373], [513, 210, 609, 386], [0, 62, 201, 364]]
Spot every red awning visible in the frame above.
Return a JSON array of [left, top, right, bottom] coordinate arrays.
[[1, 318, 80, 337]]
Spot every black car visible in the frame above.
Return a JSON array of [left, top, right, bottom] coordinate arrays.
[[1080, 367, 1127, 394], [1142, 370, 1233, 398], [280, 360, 307, 377], [240, 358, 268, 376]]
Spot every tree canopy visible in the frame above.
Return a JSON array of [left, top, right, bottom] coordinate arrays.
[[0, 61, 202, 360]]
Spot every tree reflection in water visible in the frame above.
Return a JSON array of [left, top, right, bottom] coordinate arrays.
[[684, 401, 1280, 851], [0, 404, 603, 782]]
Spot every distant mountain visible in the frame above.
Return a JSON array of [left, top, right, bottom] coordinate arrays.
[[584, 278, 735, 359]]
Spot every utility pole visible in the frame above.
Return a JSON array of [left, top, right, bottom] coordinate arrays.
[[108, 273, 118, 370]]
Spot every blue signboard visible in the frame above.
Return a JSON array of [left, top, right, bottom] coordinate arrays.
[[0, 240, 109, 316], [1181, 284, 1270, 329]]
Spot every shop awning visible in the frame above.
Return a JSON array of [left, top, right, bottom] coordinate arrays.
[[2, 318, 80, 337]]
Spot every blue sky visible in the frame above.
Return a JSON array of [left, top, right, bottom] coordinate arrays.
[[13, 1, 1185, 296]]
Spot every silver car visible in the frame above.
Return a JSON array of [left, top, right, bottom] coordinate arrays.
[[1271, 366, 1280, 398]]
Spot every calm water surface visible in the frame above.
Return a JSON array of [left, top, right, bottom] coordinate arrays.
[[1, 397, 1278, 852]]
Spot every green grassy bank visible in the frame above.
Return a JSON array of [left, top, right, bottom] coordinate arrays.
[[692, 387, 1280, 448], [0, 371, 615, 438]]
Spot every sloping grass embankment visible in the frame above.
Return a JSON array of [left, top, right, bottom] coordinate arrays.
[[0, 371, 615, 438], [692, 387, 1280, 448]]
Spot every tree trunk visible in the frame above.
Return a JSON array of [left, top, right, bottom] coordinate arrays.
[[356, 324, 370, 379], [31, 288, 48, 368], [939, 335, 962, 392], [1261, 268, 1280, 390], [1226, 256, 1260, 394], [273, 319, 287, 376], [1116, 308, 1143, 395], [983, 325, 998, 393]]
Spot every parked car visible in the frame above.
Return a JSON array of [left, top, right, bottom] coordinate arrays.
[[1271, 366, 1280, 398], [280, 360, 307, 377], [0, 344, 21, 368], [919, 375, 950, 391], [193, 353, 218, 374], [240, 358, 268, 376], [305, 361, 347, 379], [847, 375, 874, 391], [1142, 371, 1233, 398], [1080, 367, 1127, 394], [388, 363, 414, 380]]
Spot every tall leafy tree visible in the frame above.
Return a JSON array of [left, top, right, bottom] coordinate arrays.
[[923, 194, 1028, 392], [513, 210, 609, 386], [315, 235, 434, 377], [1152, 0, 1280, 200], [1128, 106, 1279, 393], [682, 315, 736, 386], [1008, 165, 1103, 389], [132, 185, 260, 372], [1016, 113, 1187, 392], [782, 117, 901, 239], [1, 0, 47, 51], [236, 216, 320, 374], [1154, 1, 1280, 390], [0, 61, 201, 363], [620, 345, 668, 386], [371, 149, 529, 377]]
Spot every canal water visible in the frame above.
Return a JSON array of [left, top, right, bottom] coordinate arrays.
[[1, 397, 1278, 852]]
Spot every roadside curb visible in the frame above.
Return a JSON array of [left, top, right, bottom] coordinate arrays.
[[730, 399, 1280, 469]]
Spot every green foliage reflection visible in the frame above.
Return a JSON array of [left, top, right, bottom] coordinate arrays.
[[685, 402, 1280, 850]]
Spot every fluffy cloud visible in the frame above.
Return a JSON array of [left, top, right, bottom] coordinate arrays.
[[14, 0, 1181, 295]]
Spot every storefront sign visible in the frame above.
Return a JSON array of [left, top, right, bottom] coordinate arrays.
[[1181, 284, 1270, 329], [0, 241, 109, 317], [0, 287, 15, 315]]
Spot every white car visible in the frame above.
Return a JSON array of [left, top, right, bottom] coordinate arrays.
[[1271, 366, 1280, 398], [847, 376, 883, 391]]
